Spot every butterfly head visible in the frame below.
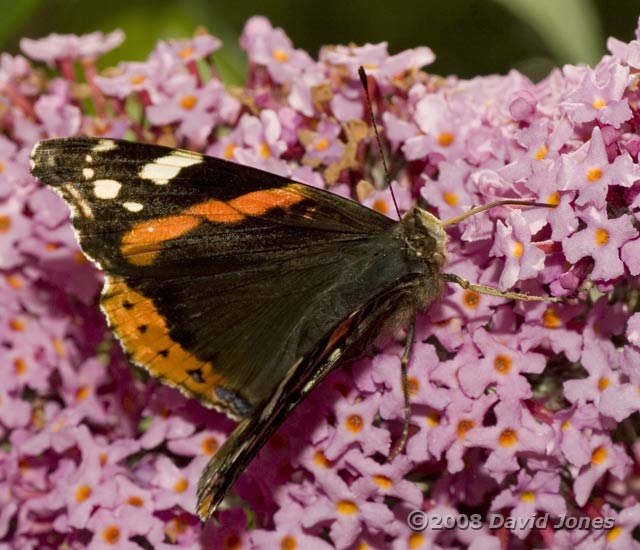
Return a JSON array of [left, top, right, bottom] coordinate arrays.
[[401, 207, 448, 270]]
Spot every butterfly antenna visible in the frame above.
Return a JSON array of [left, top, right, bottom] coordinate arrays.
[[440, 199, 555, 228], [358, 66, 401, 219]]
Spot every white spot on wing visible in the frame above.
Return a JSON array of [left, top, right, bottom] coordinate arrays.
[[85, 154, 93, 163], [29, 142, 39, 170], [30, 141, 40, 159], [63, 184, 93, 218], [123, 201, 143, 212], [139, 153, 202, 185], [83, 168, 95, 179], [93, 179, 122, 199], [92, 139, 117, 152]]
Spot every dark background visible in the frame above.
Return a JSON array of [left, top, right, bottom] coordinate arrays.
[[1, 0, 639, 83]]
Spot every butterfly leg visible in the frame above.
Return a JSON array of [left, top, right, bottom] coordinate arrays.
[[441, 272, 563, 302], [388, 315, 415, 461]]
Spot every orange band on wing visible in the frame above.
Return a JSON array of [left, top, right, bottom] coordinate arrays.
[[185, 200, 245, 223], [229, 187, 305, 216], [102, 277, 225, 406], [186, 186, 306, 223], [120, 184, 306, 265], [121, 215, 201, 266]]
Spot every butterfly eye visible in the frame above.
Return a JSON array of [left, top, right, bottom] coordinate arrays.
[[406, 233, 428, 257]]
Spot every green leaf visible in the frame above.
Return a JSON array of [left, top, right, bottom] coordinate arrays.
[[493, 0, 603, 65], [0, 0, 43, 49]]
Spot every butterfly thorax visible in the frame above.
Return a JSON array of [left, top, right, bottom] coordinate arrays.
[[384, 207, 448, 321]]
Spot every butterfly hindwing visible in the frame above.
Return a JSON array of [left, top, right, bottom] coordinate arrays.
[[30, 137, 428, 419], [196, 285, 416, 518]]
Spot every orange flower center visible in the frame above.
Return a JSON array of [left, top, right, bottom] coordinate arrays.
[[314, 450, 330, 467], [409, 533, 425, 549], [443, 191, 458, 206], [336, 500, 358, 515], [14, 358, 27, 375], [102, 526, 120, 545], [202, 436, 219, 455], [75, 484, 92, 502], [438, 132, 455, 146], [543, 307, 561, 328], [535, 145, 548, 160], [373, 475, 393, 489], [427, 411, 441, 427], [591, 445, 607, 465], [6, 274, 22, 289], [594, 228, 609, 246], [607, 525, 622, 542], [493, 354, 512, 374], [180, 95, 198, 110], [9, 318, 26, 331], [586, 167, 602, 181], [546, 191, 560, 205], [127, 495, 144, 507], [499, 428, 518, 447], [224, 143, 237, 159], [179, 46, 195, 59], [346, 414, 364, 433], [520, 491, 535, 503], [272, 49, 289, 62], [462, 290, 480, 308], [173, 478, 188, 493], [314, 138, 330, 151], [457, 419, 475, 438], [0, 215, 11, 233], [372, 198, 388, 214], [512, 241, 523, 258], [53, 338, 66, 357], [75, 386, 90, 401]]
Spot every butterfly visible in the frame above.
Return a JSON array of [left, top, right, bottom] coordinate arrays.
[[30, 135, 558, 519]]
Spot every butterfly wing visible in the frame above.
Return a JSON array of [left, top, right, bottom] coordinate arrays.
[[30, 137, 427, 419], [196, 284, 417, 518]]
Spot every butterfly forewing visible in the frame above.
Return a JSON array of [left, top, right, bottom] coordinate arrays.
[[30, 137, 428, 416]]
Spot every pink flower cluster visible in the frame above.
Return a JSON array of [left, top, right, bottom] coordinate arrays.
[[2, 16, 640, 550]]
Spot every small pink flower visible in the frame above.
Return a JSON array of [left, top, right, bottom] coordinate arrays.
[[563, 206, 637, 280], [146, 78, 239, 146], [466, 399, 553, 482], [323, 392, 391, 461], [21, 30, 124, 64], [562, 63, 632, 128], [559, 126, 640, 209], [241, 16, 313, 83], [490, 471, 566, 539], [573, 433, 631, 506], [490, 211, 546, 290], [302, 475, 394, 549]]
